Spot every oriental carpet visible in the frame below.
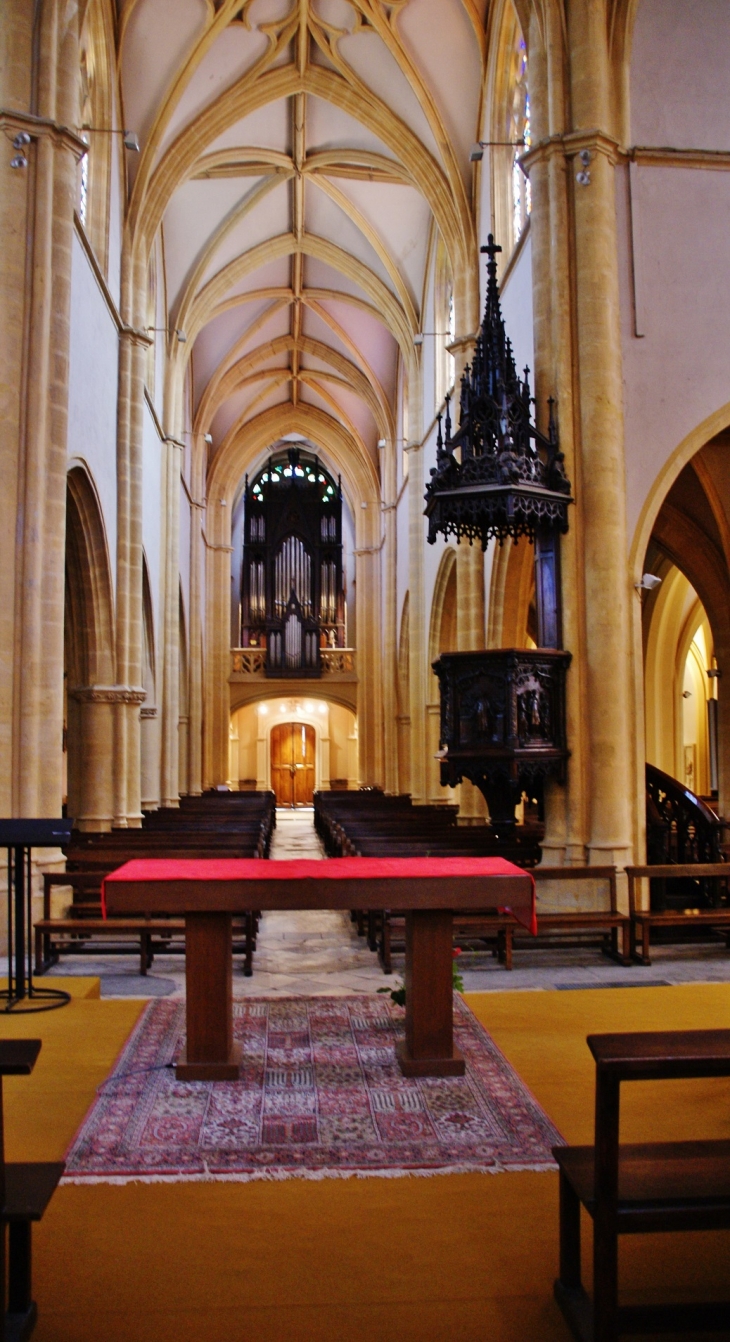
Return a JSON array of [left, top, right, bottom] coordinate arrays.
[[63, 994, 562, 1182]]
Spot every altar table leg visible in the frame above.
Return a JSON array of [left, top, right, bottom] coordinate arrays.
[[397, 910, 464, 1078], [176, 913, 241, 1081]]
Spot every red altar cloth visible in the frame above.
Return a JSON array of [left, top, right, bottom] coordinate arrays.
[[103, 856, 536, 933]]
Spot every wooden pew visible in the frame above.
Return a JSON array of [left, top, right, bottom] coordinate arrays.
[[34, 796, 276, 976], [0, 1040, 64, 1342], [627, 864, 730, 964], [553, 1029, 730, 1341]]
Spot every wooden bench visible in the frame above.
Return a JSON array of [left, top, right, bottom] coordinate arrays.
[[377, 868, 628, 973], [35, 915, 256, 977], [35, 917, 186, 976], [553, 1029, 730, 1341], [506, 867, 629, 966], [35, 808, 271, 977], [627, 864, 730, 965], [0, 1039, 64, 1341]]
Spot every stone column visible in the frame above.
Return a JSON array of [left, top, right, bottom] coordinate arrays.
[[566, 0, 634, 867], [406, 439, 427, 802], [381, 436, 399, 793], [186, 443, 206, 795], [2, 0, 85, 818], [68, 689, 116, 830], [525, 8, 587, 864], [204, 531, 234, 788], [114, 254, 149, 826], [354, 501, 384, 787], [452, 334, 487, 822], [159, 436, 183, 807]]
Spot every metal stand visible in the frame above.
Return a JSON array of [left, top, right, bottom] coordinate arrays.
[[0, 822, 73, 1014]]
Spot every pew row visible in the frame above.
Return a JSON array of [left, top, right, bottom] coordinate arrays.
[[34, 792, 274, 976], [627, 864, 730, 964], [375, 867, 629, 972]]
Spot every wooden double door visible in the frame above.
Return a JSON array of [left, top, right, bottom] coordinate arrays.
[[270, 721, 316, 806]]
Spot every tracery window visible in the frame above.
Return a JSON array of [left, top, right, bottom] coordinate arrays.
[[434, 235, 455, 411], [510, 39, 531, 245], [77, 2, 112, 269], [241, 447, 344, 677], [490, 3, 531, 261], [78, 49, 92, 227]]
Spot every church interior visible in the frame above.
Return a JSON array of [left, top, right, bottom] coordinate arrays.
[[2, 0, 730, 1337]]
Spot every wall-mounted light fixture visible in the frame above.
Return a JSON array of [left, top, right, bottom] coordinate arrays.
[[181, 430, 213, 445], [634, 573, 662, 593], [470, 139, 525, 163], [81, 126, 139, 152], [147, 326, 187, 343], [9, 131, 31, 168], [576, 149, 592, 186], [413, 332, 450, 347]]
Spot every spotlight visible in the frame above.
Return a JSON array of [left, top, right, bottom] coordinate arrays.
[[377, 438, 386, 448], [635, 573, 662, 592], [123, 132, 140, 152], [204, 433, 213, 445], [176, 329, 187, 343], [10, 154, 28, 169]]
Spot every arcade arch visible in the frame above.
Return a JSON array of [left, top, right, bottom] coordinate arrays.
[[64, 465, 115, 830]]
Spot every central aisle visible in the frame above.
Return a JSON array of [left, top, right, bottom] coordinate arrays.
[[249, 808, 384, 995]]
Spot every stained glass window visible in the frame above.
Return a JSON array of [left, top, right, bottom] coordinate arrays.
[[79, 137, 89, 225], [510, 39, 531, 246]]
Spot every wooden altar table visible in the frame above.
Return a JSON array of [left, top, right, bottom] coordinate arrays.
[[103, 857, 534, 1081]]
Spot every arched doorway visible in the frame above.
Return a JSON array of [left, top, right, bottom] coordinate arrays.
[[641, 439, 730, 813], [271, 722, 316, 806]]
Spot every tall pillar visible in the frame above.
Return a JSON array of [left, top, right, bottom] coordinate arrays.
[[205, 533, 234, 788], [406, 439, 427, 802], [452, 334, 487, 822], [566, 0, 634, 867], [354, 500, 384, 788], [1, 0, 85, 817], [114, 311, 148, 826], [526, 7, 587, 864], [381, 436, 399, 794], [159, 435, 182, 807], [187, 445, 205, 795]]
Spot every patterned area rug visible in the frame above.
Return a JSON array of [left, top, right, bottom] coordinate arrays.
[[64, 996, 563, 1182]]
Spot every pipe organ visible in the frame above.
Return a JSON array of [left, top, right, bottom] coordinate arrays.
[[241, 447, 345, 678]]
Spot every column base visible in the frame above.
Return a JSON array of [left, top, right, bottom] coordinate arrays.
[[396, 1041, 465, 1078], [176, 1042, 241, 1082]]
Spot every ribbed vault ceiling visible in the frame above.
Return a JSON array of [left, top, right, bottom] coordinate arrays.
[[119, 0, 487, 474]]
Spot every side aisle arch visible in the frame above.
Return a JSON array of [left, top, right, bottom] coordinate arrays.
[[64, 464, 116, 830]]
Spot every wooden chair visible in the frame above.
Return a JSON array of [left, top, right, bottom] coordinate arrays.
[[0, 1040, 64, 1341], [553, 1029, 730, 1341]]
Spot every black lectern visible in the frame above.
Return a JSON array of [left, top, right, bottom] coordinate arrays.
[[0, 821, 73, 1012]]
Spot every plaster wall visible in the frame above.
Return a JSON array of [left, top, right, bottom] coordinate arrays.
[[630, 0, 730, 151], [622, 0, 730, 549], [67, 233, 119, 579], [499, 231, 534, 382], [619, 171, 730, 549]]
